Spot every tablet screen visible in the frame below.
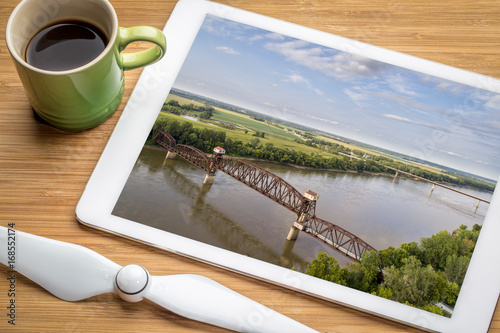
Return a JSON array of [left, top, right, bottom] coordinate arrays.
[[111, 12, 498, 320]]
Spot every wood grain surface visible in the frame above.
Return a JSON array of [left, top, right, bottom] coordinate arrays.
[[0, 0, 499, 332]]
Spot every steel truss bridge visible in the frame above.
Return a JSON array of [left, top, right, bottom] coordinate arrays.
[[154, 129, 377, 261]]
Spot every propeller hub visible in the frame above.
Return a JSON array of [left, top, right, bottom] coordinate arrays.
[[116, 264, 150, 302]]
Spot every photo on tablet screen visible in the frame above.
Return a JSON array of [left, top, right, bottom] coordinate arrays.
[[113, 14, 498, 317]]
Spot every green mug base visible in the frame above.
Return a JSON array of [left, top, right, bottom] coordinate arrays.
[[34, 86, 125, 131]]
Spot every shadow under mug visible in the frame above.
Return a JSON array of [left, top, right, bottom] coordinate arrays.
[[6, 0, 167, 131]]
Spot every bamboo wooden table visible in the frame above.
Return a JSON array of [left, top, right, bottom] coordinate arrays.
[[1, 0, 499, 332]]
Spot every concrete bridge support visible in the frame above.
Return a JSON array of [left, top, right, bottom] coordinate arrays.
[[162, 151, 177, 166], [392, 171, 399, 183], [286, 222, 303, 241], [287, 226, 300, 241], [203, 173, 216, 184], [429, 184, 435, 198]]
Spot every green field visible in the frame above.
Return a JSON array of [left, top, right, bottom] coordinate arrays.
[[162, 95, 337, 157]]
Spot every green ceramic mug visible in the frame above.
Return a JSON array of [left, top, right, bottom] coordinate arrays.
[[6, 0, 167, 131]]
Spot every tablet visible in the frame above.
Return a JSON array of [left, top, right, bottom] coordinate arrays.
[[77, 0, 500, 331]]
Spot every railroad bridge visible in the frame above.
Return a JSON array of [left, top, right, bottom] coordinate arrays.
[[154, 129, 376, 262]]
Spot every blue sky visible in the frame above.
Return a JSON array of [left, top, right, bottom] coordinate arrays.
[[173, 14, 500, 181]]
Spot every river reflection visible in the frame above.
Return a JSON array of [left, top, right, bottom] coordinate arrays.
[[113, 146, 492, 271]]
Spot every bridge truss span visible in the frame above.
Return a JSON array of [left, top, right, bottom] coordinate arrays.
[[156, 130, 211, 172], [217, 157, 306, 214], [153, 128, 378, 262], [298, 217, 376, 261], [155, 130, 176, 149], [176, 144, 211, 172]]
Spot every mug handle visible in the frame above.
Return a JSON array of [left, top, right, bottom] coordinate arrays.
[[118, 26, 167, 71]]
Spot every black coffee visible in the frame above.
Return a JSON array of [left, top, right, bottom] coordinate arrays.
[[25, 20, 108, 71]]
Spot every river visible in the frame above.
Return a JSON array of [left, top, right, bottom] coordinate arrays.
[[113, 146, 492, 271]]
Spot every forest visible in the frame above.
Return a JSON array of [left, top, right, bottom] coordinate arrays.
[[305, 224, 481, 316]]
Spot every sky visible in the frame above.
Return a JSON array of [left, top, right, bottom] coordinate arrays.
[[172, 14, 500, 181]]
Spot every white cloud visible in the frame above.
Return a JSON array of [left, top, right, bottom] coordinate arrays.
[[314, 88, 324, 96], [344, 88, 367, 103], [385, 74, 418, 97], [283, 72, 323, 96], [383, 114, 413, 122], [382, 113, 445, 131], [264, 40, 387, 82], [436, 82, 450, 92], [285, 73, 309, 84], [247, 34, 264, 43], [308, 115, 339, 125], [485, 94, 500, 110], [215, 46, 240, 55], [264, 32, 284, 40], [446, 151, 470, 159]]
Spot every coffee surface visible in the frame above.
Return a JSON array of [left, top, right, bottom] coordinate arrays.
[[25, 20, 108, 71]]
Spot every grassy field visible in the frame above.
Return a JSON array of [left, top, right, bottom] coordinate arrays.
[[318, 132, 451, 176], [162, 95, 340, 157], [211, 110, 299, 141], [167, 94, 205, 107], [157, 110, 337, 157]]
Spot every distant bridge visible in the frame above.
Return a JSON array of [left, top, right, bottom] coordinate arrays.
[[386, 166, 490, 213], [154, 129, 377, 262]]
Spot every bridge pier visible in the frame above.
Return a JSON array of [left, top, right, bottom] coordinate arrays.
[[203, 173, 216, 184], [280, 239, 297, 267], [286, 222, 303, 241], [162, 151, 177, 166], [429, 184, 435, 198], [392, 171, 399, 183], [287, 190, 319, 241]]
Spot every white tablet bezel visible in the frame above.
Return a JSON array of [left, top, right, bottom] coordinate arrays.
[[77, 0, 500, 332]]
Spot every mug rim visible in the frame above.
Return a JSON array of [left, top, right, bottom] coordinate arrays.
[[6, 0, 119, 76]]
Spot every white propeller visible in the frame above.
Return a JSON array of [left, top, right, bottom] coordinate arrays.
[[0, 226, 318, 332]]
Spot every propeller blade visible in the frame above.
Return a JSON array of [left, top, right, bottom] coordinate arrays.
[[145, 274, 319, 333], [0, 226, 120, 301], [1, 227, 318, 332]]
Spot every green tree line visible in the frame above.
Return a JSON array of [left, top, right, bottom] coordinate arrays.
[[304, 224, 481, 316], [162, 99, 215, 120], [152, 113, 494, 192], [297, 135, 494, 192], [151, 117, 382, 172]]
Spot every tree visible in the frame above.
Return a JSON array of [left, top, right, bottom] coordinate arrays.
[[200, 111, 212, 119], [453, 224, 481, 254], [420, 231, 459, 271], [444, 254, 470, 286], [166, 99, 179, 107], [343, 261, 378, 293], [249, 138, 261, 148], [383, 256, 441, 307], [441, 281, 460, 306], [187, 133, 198, 146], [372, 286, 393, 300], [305, 252, 346, 286]]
